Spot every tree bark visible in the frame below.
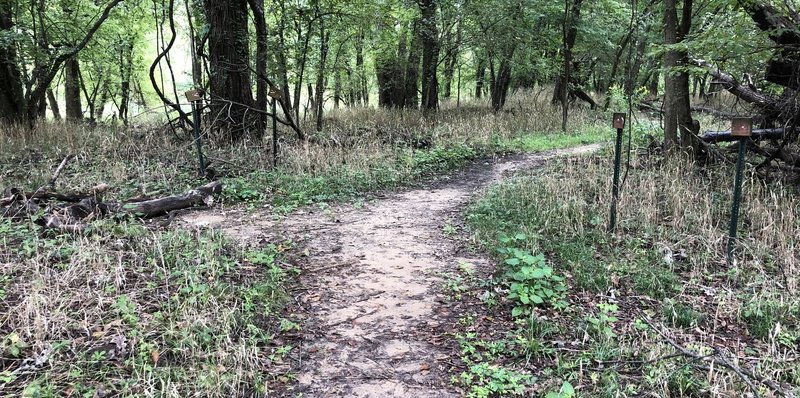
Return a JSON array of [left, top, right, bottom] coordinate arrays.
[[663, 0, 695, 155], [355, 31, 367, 105], [419, 0, 439, 111], [47, 89, 61, 121], [315, 19, 329, 131], [0, 1, 28, 123], [204, 0, 254, 141], [404, 23, 422, 108], [65, 58, 83, 121]]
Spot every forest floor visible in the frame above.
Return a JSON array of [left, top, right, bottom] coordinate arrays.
[[178, 144, 601, 397]]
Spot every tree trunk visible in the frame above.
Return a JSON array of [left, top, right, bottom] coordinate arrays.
[[626, 21, 652, 96], [393, 28, 409, 107], [248, 0, 269, 133], [663, 0, 695, 155], [315, 20, 329, 131], [404, 23, 422, 109], [554, 0, 583, 131], [376, 55, 402, 108], [355, 31, 367, 105], [475, 57, 485, 99], [204, 0, 254, 141], [491, 49, 515, 111], [276, 1, 292, 112], [118, 37, 135, 124], [419, 0, 439, 111], [47, 89, 61, 121], [0, 1, 26, 123], [442, 21, 461, 99], [65, 58, 83, 121]]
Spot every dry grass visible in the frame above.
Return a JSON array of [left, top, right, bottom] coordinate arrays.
[[467, 143, 800, 396]]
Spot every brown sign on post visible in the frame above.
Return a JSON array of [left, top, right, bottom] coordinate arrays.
[[268, 86, 284, 100], [731, 117, 753, 137], [185, 89, 203, 102], [613, 113, 626, 129]]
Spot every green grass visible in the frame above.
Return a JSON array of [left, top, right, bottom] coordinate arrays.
[[0, 220, 294, 397], [495, 126, 609, 153]]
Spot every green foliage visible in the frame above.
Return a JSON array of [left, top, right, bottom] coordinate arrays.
[[545, 381, 576, 398], [499, 234, 568, 317], [741, 297, 799, 340], [662, 299, 704, 329], [461, 362, 534, 398], [585, 303, 619, 339], [455, 333, 535, 398], [221, 144, 479, 210]]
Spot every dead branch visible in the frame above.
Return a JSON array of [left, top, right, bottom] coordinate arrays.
[[640, 315, 796, 398], [113, 181, 222, 218], [49, 155, 76, 188]]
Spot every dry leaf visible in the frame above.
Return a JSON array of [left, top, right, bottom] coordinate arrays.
[[419, 363, 430, 371], [151, 350, 160, 364]]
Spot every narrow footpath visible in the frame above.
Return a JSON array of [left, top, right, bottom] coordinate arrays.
[[180, 145, 600, 397]]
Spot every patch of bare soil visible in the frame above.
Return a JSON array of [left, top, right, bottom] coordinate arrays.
[[180, 144, 600, 397]]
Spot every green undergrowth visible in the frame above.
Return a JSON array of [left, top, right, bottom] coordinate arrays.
[[458, 132, 800, 396], [0, 220, 297, 397], [221, 143, 479, 212], [494, 127, 608, 153]]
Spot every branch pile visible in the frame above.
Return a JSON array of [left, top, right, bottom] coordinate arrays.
[[688, 1, 800, 177], [1, 156, 223, 233]]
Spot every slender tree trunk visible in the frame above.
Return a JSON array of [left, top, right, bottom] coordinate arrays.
[[65, 58, 83, 121], [604, 31, 631, 95], [293, 18, 313, 121], [554, 0, 583, 131], [419, 0, 439, 111], [276, 1, 292, 112], [315, 20, 329, 131], [97, 83, 109, 121], [442, 21, 461, 99], [491, 48, 515, 111], [626, 21, 652, 95], [204, 0, 254, 141], [475, 57, 485, 99], [334, 67, 342, 109], [248, 0, 268, 133], [47, 89, 61, 120], [356, 31, 368, 105], [119, 38, 134, 124]]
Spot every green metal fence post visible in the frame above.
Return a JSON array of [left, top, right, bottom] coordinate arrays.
[[609, 113, 626, 232], [727, 117, 752, 265]]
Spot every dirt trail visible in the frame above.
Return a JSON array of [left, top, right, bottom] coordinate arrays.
[[181, 144, 600, 397]]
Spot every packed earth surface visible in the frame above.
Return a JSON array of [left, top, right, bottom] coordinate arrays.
[[179, 145, 600, 397]]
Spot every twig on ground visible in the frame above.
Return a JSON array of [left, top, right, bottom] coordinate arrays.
[[640, 313, 796, 398]]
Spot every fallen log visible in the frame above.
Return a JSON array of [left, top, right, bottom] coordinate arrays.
[[113, 181, 222, 218], [692, 59, 779, 109], [0, 184, 111, 207], [701, 128, 786, 143]]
